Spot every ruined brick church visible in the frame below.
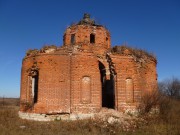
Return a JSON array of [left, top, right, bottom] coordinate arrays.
[[19, 14, 157, 120]]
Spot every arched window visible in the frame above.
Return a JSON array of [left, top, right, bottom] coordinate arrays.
[[29, 70, 39, 103], [106, 37, 109, 47], [126, 78, 134, 103], [71, 34, 75, 44], [81, 76, 91, 103], [106, 37, 108, 42], [63, 34, 66, 45], [90, 34, 95, 43]]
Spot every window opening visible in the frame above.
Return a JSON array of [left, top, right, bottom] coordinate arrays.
[[31, 71, 39, 103], [99, 61, 115, 108], [90, 34, 95, 43], [106, 37, 108, 44], [71, 34, 75, 44], [106, 37, 108, 41], [63, 34, 66, 45]]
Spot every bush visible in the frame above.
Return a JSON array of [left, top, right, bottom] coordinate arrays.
[[111, 45, 157, 63], [26, 49, 39, 56], [138, 89, 161, 114]]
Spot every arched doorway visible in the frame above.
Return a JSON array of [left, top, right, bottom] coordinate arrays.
[[99, 61, 115, 108]]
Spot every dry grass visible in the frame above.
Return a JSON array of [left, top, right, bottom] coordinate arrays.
[[0, 98, 19, 106], [0, 98, 179, 135], [0, 98, 122, 135], [111, 45, 157, 63]]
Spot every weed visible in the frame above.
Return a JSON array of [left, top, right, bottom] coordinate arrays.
[[0, 98, 179, 135]]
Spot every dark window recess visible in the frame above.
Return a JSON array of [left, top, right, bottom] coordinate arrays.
[[106, 37, 108, 45], [99, 61, 115, 109], [63, 34, 66, 45], [106, 38, 108, 42], [90, 34, 95, 43], [71, 34, 75, 44], [32, 73, 39, 103]]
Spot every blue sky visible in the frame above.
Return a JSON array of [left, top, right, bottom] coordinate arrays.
[[0, 0, 180, 97]]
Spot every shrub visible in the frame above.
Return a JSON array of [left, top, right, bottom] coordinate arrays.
[[111, 45, 157, 63], [26, 49, 39, 56]]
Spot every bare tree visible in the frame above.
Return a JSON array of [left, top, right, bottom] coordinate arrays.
[[159, 77, 180, 99]]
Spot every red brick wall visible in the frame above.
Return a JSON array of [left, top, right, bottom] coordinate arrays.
[[20, 21, 157, 115], [20, 49, 157, 114], [20, 49, 103, 114], [20, 53, 71, 114], [111, 54, 157, 111], [70, 51, 102, 113], [63, 25, 111, 49], [143, 61, 158, 93]]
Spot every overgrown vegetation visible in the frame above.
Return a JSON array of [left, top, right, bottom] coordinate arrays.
[[136, 77, 180, 135], [26, 45, 57, 57], [26, 49, 39, 56], [20, 100, 33, 111], [0, 77, 180, 135], [40, 45, 57, 53], [0, 99, 133, 135], [111, 45, 157, 63], [1, 99, 180, 134], [138, 76, 180, 114], [138, 89, 161, 114]]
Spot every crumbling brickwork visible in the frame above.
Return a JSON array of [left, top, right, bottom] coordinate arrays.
[[19, 14, 157, 120]]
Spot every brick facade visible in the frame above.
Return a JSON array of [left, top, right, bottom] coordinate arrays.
[[19, 14, 157, 118]]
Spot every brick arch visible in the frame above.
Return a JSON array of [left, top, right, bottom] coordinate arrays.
[[97, 58, 110, 78]]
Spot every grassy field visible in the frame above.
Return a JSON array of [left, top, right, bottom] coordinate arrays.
[[0, 98, 179, 135]]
